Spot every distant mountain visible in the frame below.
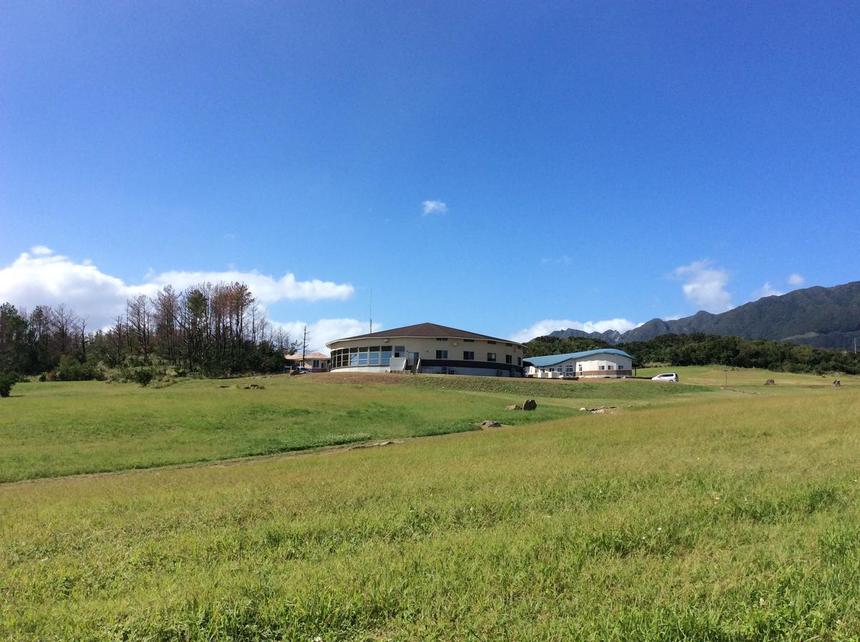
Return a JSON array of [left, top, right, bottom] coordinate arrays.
[[548, 281, 860, 350], [547, 328, 623, 343]]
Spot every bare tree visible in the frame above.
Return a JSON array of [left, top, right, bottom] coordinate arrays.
[[153, 286, 180, 362], [52, 304, 77, 356], [126, 295, 152, 360]]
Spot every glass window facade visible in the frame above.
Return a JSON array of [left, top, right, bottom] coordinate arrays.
[[330, 345, 393, 368]]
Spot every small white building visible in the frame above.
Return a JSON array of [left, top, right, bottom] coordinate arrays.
[[524, 349, 634, 379], [284, 350, 330, 372]]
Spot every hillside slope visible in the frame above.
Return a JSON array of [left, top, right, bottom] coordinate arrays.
[[550, 280, 860, 349]]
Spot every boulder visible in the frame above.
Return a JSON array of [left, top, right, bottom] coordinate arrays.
[[479, 420, 502, 429], [522, 399, 537, 411], [580, 406, 617, 414], [505, 403, 522, 411], [764, 379, 775, 385]]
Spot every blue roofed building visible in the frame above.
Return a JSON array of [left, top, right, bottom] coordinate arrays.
[[523, 348, 634, 379]]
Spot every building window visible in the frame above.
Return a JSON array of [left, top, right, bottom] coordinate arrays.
[[381, 346, 392, 366], [463, 339, 474, 343], [394, 345, 405, 357], [599, 365, 605, 370], [517, 357, 522, 366], [436, 350, 448, 359], [487, 352, 496, 362], [436, 338, 448, 341], [487, 340, 497, 345], [505, 355, 512, 364], [463, 351, 474, 360]]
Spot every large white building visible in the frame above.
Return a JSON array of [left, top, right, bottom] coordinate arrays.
[[524, 348, 634, 379], [326, 322, 525, 377]]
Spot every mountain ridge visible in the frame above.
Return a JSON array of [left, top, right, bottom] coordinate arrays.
[[548, 280, 860, 350]]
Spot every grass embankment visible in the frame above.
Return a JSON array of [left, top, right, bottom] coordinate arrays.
[[0, 373, 708, 482], [1, 382, 858, 640]]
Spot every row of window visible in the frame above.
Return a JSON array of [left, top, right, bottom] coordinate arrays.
[[541, 363, 628, 372], [435, 350, 521, 365], [330, 346, 401, 369]]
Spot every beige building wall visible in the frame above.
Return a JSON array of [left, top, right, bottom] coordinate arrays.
[[329, 335, 524, 374]]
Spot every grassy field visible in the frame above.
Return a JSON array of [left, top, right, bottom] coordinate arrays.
[[2, 368, 859, 640], [0, 373, 709, 482], [636, 365, 859, 388]]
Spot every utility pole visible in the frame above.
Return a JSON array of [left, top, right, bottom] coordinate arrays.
[[302, 325, 308, 368], [369, 288, 373, 335]]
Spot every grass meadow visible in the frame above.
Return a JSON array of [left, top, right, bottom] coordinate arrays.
[[0, 373, 707, 482], [1, 368, 859, 640]]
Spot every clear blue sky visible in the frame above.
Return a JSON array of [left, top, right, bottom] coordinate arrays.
[[1, 2, 858, 346]]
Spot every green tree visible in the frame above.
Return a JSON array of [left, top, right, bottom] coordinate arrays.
[[0, 372, 16, 398]]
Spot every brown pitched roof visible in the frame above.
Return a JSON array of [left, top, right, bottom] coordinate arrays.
[[327, 322, 522, 346]]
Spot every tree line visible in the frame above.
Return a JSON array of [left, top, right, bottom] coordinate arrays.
[[0, 282, 298, 381], [525, 333, 860, 375]]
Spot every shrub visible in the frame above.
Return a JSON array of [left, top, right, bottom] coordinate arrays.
[[0, 372, 16, 398], [56, 355, 97, 381], [132, 368, 154, 387]]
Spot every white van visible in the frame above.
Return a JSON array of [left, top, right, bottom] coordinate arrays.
[[651, 372, 679, 382]]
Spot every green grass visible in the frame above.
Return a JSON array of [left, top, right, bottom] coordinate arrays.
[[1, 374, 606, 482], [636, 365, 860, 388], [0, 372, 708, 482], [1, 381, 859, 640]]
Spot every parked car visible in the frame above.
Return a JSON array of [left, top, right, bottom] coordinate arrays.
[[651, 372, 679, 382], [289, 367, 312, 376]]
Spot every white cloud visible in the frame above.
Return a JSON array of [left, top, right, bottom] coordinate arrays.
[[511, 318, 640, 343], [787, 273, 805, 286], [672, 260, 733, 312], [272, 318, 376, 353], [149, 269, 353, 304], [421, 200, 448, 215], [0, 248, 354, 328], [754, 282, 784, 299]]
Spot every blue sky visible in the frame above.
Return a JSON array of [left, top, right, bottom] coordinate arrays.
[[2, 1, 858, 348]]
